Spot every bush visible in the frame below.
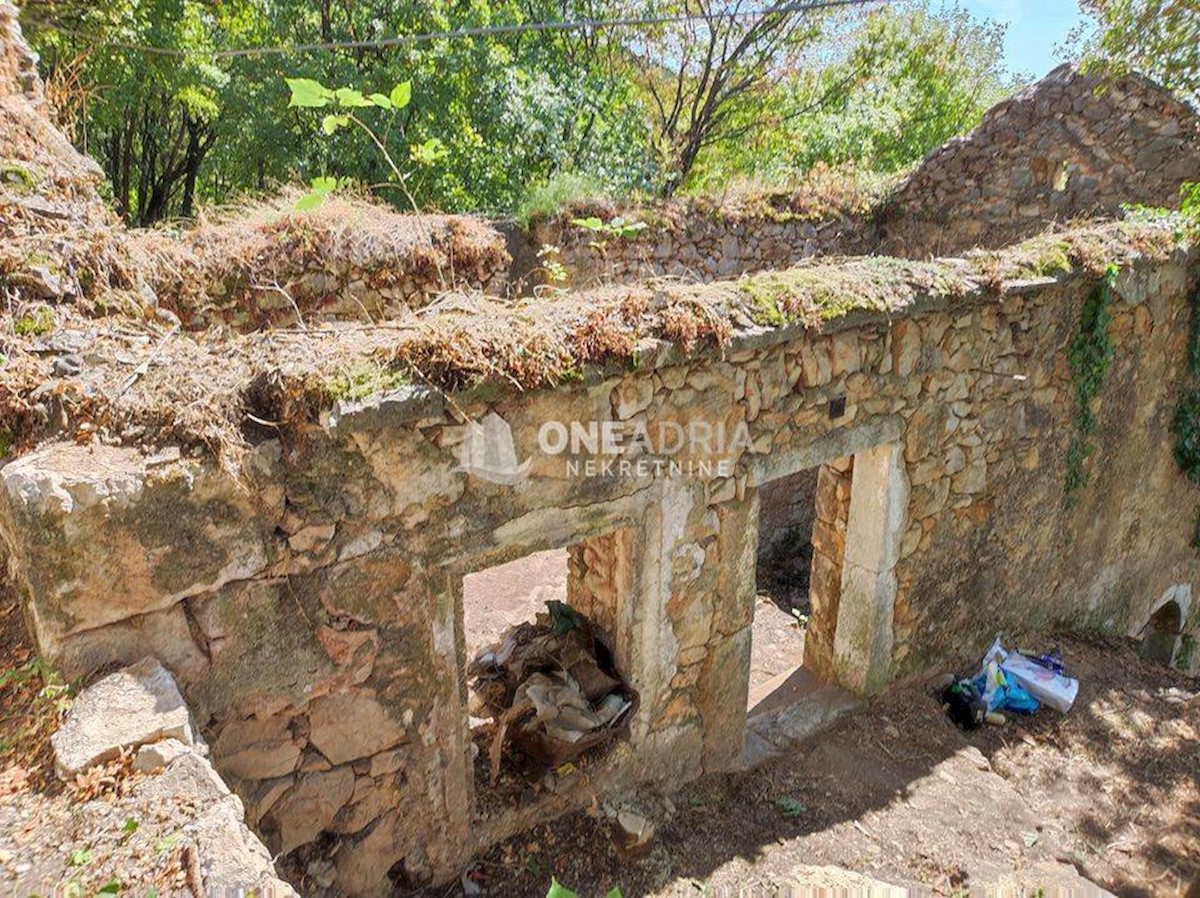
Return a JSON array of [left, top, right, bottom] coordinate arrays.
[[515, 172, 609, 227]]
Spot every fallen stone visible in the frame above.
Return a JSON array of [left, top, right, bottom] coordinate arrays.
[[138, 750, 232, 805], [192, 799, 300, 897], [135, 753, 296, 896], [612, 807, 656, 859], [51, 657, 196, 777], [132, 737, 192, 773]]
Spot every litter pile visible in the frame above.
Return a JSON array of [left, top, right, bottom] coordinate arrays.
[[941, 636, 1080, 730], [468, 601, 637, 782]]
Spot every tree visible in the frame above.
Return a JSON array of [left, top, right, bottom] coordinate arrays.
[[23, 0, 230, 223], [790, 7, 1014, 173], [686, 6, 1015, 188], [22, 0, 656, 218], [625, 0, 828, 195], [1076, 0, 1200, 101]]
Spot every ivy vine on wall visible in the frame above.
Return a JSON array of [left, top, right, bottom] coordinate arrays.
[[1064, 264, 1119, 501], [1171, 275, 1200, 545]]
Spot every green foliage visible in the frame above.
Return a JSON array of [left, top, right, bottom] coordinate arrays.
[[1177, 632, 1197, 668], [516, 172, 608, 226], [545, 880, 622, 898], [1172, 277, 1200, 507], [284, 74, 423, 210], [25, 0, 653, 219], [13, 307, 54, 336], [1030, 243, 1073, 277], [1174, 389, 1200, 485], [295, 176, 339, 212], [1182, 182, 1200, 220], [1065, 266, 1119, 498], [690, 7, 1015, 189], [571, 216, 648, 240], [410, 137, 449, 166], [24, 2, 1022, 218], [1076, 0, 1200, 103], [775, 795, 809, 819], [325, 365, 411, 402], [0, 162, 35, 190]]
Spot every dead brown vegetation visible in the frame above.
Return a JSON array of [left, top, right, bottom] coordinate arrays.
[[0, 79, 1192, 473]]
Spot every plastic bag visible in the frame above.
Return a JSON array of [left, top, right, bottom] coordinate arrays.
[[972, 657, 1040, 714], [1001, 651, 1079, 713], [981, 635, 1078, 714]]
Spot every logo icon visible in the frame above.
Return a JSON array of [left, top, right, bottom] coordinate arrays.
[[455, 412, 531, 485]]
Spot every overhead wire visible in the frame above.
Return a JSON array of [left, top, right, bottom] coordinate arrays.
[[41, 0, 890, 59]]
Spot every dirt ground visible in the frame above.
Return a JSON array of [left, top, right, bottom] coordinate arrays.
[[414, 634, 1199, 898], [748, 587, 810, 701], [0, 587, 212, 895], [4, 577, 1198, 897], [463, 548, 571, 659]]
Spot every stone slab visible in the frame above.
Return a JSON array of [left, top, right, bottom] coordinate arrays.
[[51, 657, 196, 777]]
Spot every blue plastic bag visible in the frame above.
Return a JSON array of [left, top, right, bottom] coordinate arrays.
[[971, 661, 1040, 714]]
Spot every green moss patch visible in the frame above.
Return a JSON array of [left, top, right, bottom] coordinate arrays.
[[736, 257, 974, 328]]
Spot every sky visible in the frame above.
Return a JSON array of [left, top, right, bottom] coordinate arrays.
[[946, 0, 1088, 78]]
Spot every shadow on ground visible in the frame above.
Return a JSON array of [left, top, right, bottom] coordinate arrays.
[[406, 633, 1199, 898]]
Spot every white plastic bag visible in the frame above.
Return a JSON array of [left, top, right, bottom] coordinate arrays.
[[999, 651, 1079, 713], [980, 635, 1078, 713]]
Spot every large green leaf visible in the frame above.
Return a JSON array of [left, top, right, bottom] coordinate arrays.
[[295, 192, 325, 211], [286, 77, 332, 108], [296, 176, 339, 211], [322, 114, 350, 134], [545, 879, 578, 898], [334, 87, 374, 108], [390, 81, 412, 109]]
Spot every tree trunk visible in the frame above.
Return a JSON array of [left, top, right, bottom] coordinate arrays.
[[180, 119, 204, 219]]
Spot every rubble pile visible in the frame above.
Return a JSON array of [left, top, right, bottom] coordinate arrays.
[[468, 601, 637, 781]]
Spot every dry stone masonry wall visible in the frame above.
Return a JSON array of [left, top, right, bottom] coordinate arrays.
[[0, 3, 41, 105], [3, 255, 1198, 894], [878, 64, 1200, 257], [526, 202, 872, 288], [3, 7, 1200, 895]]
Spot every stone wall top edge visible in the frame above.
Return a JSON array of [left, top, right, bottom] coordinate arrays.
[[323, 245, 1194, 434], [324, 266, 1100, 434]]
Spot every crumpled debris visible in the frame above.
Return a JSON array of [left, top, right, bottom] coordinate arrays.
[[468, 601, 637, 781]]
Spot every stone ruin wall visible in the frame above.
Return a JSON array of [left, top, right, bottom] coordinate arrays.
[[3, 256, 1198, 894], [524, 207, 871, 289], [879, 64, 1200, 257], [4, 7, 1200, 894], [0, 3, 42, 106]]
